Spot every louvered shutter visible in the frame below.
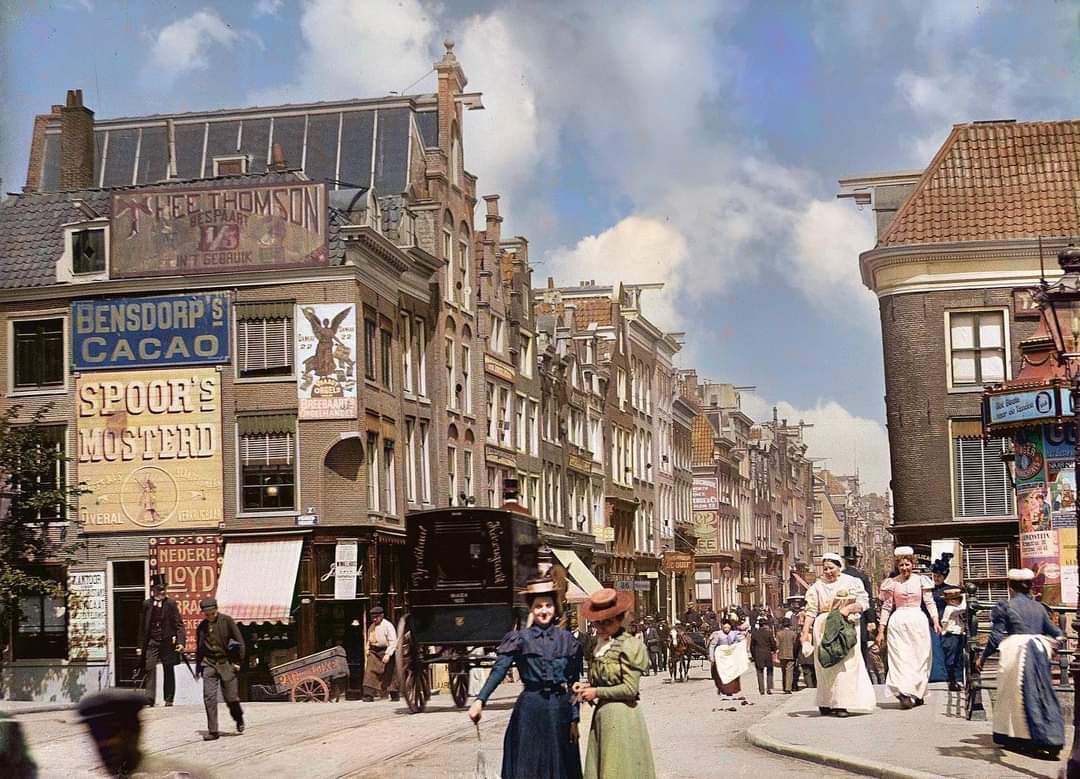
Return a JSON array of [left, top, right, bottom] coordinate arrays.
[[240, 433, 293, 466], [964, 544, 1011, 622], [954, 436, 1013, 517], [237, 317, 293, 374]]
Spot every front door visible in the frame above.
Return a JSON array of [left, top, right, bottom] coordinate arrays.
[[111, 561, 146, 688]]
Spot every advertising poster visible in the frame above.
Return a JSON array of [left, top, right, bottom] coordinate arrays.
[[1013, 427, 1047, 487], [1052, 465, 1077, 529], [334, 539, 360, 600], [110, 182, 327, 278], [72, 293, 230, 370], [1060, 529, 1078, 607], [150, 535, 223, 654], [67, 570, 107, 662], [1018, 485, 1052, 533], [692, 478, 720, 511], [76, 368, 223, 533], [1021, 530, 1061, 603], [692, 511, 719, 553], [296, 304, 357, 420]]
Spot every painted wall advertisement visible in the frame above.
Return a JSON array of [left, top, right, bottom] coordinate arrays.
[[72, 293, 230, 370], [296, 304, 357, 420], [692, 511, 719, 553], [149, 535, 223, 654], [77, 368, 223, 534], [109, 182, 327, 278], [692, 478, 719, 512], [1016, 425, 1078, 605], [67, 570, 107, 662]]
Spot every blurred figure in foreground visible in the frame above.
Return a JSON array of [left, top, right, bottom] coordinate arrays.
[[0, 713, 37, 779]]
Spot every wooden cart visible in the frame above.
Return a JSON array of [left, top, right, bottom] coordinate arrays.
[[394, 506, 540, 713], [270, 646, 350, 702]]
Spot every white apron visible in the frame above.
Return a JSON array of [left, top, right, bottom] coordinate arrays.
[[884, 606, 932, 700], [713, 642, 749, 685], [994, 634, 1053, 741], [809, 575, 876, 713]]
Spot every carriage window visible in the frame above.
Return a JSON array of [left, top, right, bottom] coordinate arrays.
[[434, 533, 488, 588]]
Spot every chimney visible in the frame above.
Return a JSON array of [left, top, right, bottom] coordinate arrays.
[[547, 276, 554, 289], [270, 143, 287, 172], [434, 39, 467, 156], [483, 194, 502, 242], [59, 89, 94, 190]]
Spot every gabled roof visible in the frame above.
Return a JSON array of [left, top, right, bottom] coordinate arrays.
[[879, 120, 1080, 247]]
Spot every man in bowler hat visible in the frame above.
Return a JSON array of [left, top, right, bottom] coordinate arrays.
[[137, 574, 186, 707], [195, 598, 245, 740]]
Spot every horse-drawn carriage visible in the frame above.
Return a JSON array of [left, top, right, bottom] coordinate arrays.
[[393, 506, 540, 713], [669, 625, 711, 682]]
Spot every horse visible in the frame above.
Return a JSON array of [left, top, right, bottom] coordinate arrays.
[[668, 628, 692, 682]]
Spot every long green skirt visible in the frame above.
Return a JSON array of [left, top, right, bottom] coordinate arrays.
[[583, 700, 656, 779]]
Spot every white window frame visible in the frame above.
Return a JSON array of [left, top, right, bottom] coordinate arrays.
[[8, 312, 70, 397], [419, 421, 431, 503], [405, 419, 417, 504], [448, 444, 458, 506], [401, 313, 414, 394], [945, 308, 1010, 393], [518, 331, 534, 378], [59, 220, 110, 282], [415, 317, 427, 398]]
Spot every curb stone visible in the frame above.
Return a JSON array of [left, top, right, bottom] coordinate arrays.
[[1, 702, 79, 716]]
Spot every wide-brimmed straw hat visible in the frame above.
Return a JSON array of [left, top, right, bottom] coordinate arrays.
[[581, 587, 634, 621]]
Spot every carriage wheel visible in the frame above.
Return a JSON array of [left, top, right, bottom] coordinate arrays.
[[449, 658, 470, 709], [291, 676, 330, 702], [395, 616, 430, 714]]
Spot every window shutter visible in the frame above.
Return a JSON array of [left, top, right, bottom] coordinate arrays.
[[954, 436, 1013, 517], [240, 433, 293, 465], [238, 317, 293, 373]]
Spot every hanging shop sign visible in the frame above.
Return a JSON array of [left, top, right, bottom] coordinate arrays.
[[296, 304, 357, 420], [661, 551, 695, 573], [150, 535, 223, 654], [109, 182, 327, 278], [72, 293, 230, 370], [76, 368, 223, 533], [692, 478, 719, 511], [67, 569, 107, 662], [985, 385, 1074, 430]]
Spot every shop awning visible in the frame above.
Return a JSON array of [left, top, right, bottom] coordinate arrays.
[[215, 536, 303, 624], [564, 581, 590, 604], [552, 548, 603, 596]]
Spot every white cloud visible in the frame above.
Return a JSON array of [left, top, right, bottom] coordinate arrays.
[[791, 199, 878, 321], [147, 9, 240, 76], [253, 0, 283, 16]]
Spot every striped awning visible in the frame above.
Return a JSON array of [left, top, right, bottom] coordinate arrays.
[[214, 537, 303, 624], [551, 548, 603, 596]]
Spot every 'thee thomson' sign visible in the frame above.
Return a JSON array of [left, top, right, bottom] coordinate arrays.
[[109, 182, 327, 278]]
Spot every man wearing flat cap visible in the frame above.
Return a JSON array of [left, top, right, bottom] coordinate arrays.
[[194, 598, 245, 740], [362, 605, 399, 702], [138, 574, 185, 707]]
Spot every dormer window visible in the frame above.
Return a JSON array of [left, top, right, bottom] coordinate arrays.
[[72, 228, 105, 274], [212, 155, 248, 176]]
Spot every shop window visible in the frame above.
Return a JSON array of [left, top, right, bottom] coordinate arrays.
[[13, 318, 64, 390], [694, 569, 711, 602], [239, 417, 295, 512], [71, 228, 106, 274], [948, 311, 1006, 387], [953, 433, 1013, 517], [14, 568, 67, 660], [236, 304, 293, 378]]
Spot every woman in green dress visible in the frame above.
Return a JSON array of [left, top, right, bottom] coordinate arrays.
[[572, 589, 656, 779]]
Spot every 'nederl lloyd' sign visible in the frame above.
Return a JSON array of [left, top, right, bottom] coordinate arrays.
[[72, 293, 230, 370], [987, 388, 1074, 427]]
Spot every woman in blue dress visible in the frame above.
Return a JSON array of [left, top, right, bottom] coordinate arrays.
[[468, 576, 583, 779]]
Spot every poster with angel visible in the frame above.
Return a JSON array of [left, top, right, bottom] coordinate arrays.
[[296, 304, 357, 419]]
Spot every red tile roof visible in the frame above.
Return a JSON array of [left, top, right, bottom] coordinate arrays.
[[880, 120, 1080, 247]]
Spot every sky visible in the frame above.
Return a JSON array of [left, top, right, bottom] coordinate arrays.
[[1, 0, 1079, 495]]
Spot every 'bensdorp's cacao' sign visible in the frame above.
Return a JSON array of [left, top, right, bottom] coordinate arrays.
[[110, 182, 327, 278]]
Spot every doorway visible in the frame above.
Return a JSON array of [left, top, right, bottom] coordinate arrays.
[[112, 561, 146, 688]]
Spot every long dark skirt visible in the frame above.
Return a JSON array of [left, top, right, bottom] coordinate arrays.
[[501, 688, 582, 779], [711, 662, 741, 695]]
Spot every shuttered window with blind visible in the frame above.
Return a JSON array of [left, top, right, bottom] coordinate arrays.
[[236, 303, 294, 378], [964, 544, 1011, 626], [239, 415, 295, 512], [953, 435, 1014, 517]]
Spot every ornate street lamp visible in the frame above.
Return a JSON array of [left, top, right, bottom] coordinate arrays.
[[1035, 245, 1080, 778]]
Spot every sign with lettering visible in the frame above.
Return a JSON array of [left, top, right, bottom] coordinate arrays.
[[76, 368, 223, 533], [67, 570, 107, 662], [109, 182, 327, 278], [661, 551, 695, 573], [334, 540, 359, 600], [986, 388, 1063, 427], [296, 304, 357, 420], [72, 293, 230, 370], [692, 511, 719, 553], [692, 478, 720, 511], [484, 355, 516, 383], [150, 535, 223, 654]]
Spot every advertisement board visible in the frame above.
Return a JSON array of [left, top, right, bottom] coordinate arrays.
[[67, 570, 107, 662], [661, 551, 695, 573], [1061, 529, 1078, 607], [149, 535, 223, 654], [692, 478, 719, 511], [1021, 530, 1062, 604], [110, 182, 327, 278], [334, 539, 361, 600], [692, 511, 719, 553], [987, 388, 1060, 426], [76, 368, 223, 533], [296, 304, 357, 420], [72, 293, 230, 370]]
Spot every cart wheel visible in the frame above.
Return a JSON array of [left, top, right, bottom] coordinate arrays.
[[291, 676, 330, 702], [396, 616, 430, 714], [449, 658, 469, 709]]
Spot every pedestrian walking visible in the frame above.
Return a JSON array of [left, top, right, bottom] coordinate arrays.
[[776, 619, 798, 693], [940, 586, 967, 691], [194, 598, 245, 741], [707, 619, 747, 696], [801, 552, 875, 717], [468, 577, 583, 779], [928, 553, 954, 683], [842, 546, 879, 678], [362, 605, 400, 701], [136, 574, 185, 707], [976, 568, 1064, 760], [643, 619, 663, 676], [573, 588, 656, 779], [750, 618, 777, 695], [874, 546, 940, 709]]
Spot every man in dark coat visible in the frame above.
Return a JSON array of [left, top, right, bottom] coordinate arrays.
[[842, 545, 878, 673], [195, 598, 245, 740], [749, 618, 777, 694], [137, 575, 185, 707]]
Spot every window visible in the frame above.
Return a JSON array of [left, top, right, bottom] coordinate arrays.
[[11, 425, 65, 522], [486, 465, 497, 507], [458, 239, 470, 306], [13, 318, 64, 390], [695, 569, 711, 602], [518, 331, 534, 378], [490, 315, 505, 354], [401, 314, 414, 394], [528, 400, 539, 456], [448, 446, 458, 506], [212, 155, 248, 176], [380, 328, 393, 389], [486, 382, 497, 441], [415, 317, 427, 397], [239, 419, 295, 512], [964, 544, 1011, 605], [443, 226, 454, 303], [367, 432, 380, 511], [463, 449, 474, 503], [948, 311, 1006, 387], [419, 422, 431, 503], [72, 228, 106, 274], [14, 568, 67, 659], [383, 440, 395, 514], [953, 433, 1014, 517], [365, 319, 377, 381], [617, 368, 627, 410], [499, 387, 512, 448], [515, 394, 527, 452], [461, 344, 471, 412], [405, 419, 417, 503], [446, 336, 458, 410], [236, 306, 293, 378]]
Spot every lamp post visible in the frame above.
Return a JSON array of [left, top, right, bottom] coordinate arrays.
[[1034, 245, 1080, 778]]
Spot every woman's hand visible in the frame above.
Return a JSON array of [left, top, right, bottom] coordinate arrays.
[[874, 633, 884, 650], [933, 622, 943, 636], [569, 722, 580, 743], [974, 656, 983, 672], [577, 686, 599, 703], [467, 700, 483, 723]]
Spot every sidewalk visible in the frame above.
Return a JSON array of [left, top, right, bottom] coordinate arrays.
[[747, 682, 1068, 778], [1, 700, 77, 716]]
